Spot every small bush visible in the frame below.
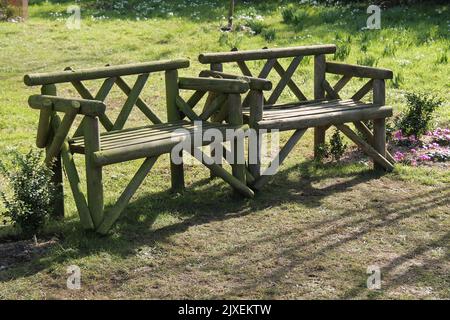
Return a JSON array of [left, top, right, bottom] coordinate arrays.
[[329, 130, 348, 161], [395, 92, 444, 138], [0, 149, 56, 237], [219, 31, 243, 49], [314, 143, 330, 162], [0, 2, 15, 21], [246, 19, 265, 35]]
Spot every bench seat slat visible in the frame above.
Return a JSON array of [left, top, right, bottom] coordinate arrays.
[[69, 121, 244, 161], [249, 99, 392, 131]]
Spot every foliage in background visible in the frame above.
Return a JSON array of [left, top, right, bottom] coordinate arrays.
[[394, 92, 444, 138], [0, 1, 15, 21], [0, 150, 56, 237]]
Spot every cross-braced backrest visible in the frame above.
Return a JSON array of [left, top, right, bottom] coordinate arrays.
[[24, 59, 190, 137], [198, 45, 337, 106]]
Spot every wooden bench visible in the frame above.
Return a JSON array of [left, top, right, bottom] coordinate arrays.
[[198, 45, 396, 190], [24, 59, 254, 234]]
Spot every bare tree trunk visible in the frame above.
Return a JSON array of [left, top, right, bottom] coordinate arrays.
[[228, 0, 235, 29]]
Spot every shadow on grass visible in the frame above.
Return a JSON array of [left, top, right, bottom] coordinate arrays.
[[0, 160, 378, 281]]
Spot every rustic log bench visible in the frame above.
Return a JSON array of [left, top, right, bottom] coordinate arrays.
[[198, 45, 396, 190], [24, 59, 254, 234]]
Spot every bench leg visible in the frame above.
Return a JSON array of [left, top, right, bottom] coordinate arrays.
[[84, 116, 104, 229], [248, 129, 262, 179], [49, 152, 65, 219], [373, 118, 387, 171], [170, 155, 185, 193], [314, 126, 327, 160]]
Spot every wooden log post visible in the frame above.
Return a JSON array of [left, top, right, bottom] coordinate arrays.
[[84, 116, 104, 229], [373, 79, 388, 171], [228, 93, 246, 191], [248, 89, 264, 179], [165, 69, 185, 192], [314, 54, 327, 159], [210, 63, 223, 179], [41, 84, 64, 219]]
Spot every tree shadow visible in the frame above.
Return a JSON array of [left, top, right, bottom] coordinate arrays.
[[0, 159, 378, 282]]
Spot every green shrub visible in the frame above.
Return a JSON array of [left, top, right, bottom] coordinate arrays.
[[0, 149, 56, 237], [314, 142, 330, 162], [0, 2, 15, 21], [329, 129, 348, 161], [246, 19, 265, 35], [395, 92, 444, 137]]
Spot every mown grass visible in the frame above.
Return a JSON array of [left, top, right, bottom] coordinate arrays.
[[0, 1, 448, 299]]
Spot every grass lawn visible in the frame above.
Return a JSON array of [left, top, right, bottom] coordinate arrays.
[[0, 0, 449, 299]]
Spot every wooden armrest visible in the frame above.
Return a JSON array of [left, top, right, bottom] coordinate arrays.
[[28, 95, 106, 116], [326, 62, 393, 79], [199, 70, 273, 91], [178, 77, 250, 94]]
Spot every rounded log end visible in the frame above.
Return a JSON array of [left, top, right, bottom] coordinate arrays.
[[23, 74, 34, 86]]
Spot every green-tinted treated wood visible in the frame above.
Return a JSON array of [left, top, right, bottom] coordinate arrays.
[[209, 63, 224, 179], [165, 69, 185, 192], [248, 90, 263, 179], [333, 75, 352, 94], [200, 94, 227, 121], [336, 124, 393, 171], [84, 116, 104, 228], [36, 99, 53, 149], [188, 148, 254, 198], [373, 79, 387, 171], [176, 95, 201, 121], [113, 73, 149, 130], [351, 79, 374, 101], [273, 60, 308, 101], [353, 121, 395, 164], [314, 54, 327, 159], [323, 79, 340, 100], [257, 105, 393, 131], [268, 56, 303, 105], [115, 76, 162, 124], [29, 95, 106, 116], [199, 70, 273, 91], [97, 156, 159, 234], [178, 77, 250, 94], [325, 62, 393, 79], [40, 84, 64, 219], [93, 137, 185, 166], [199, 45, 336, 64], [252, 129, 306, 190], [24, 59, 190, 86], [227, 93, 246, 189], [45, 101, 79, 165], [66, 73, 114, 133], [51, 115, 94, 230]]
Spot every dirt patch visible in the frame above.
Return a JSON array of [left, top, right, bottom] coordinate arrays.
[[0, 239, 57, 271]]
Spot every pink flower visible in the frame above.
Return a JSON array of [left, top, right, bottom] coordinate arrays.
[[410, 148, 417, 153], [394, 130, 403, 140], [418, 154, 431, 161], [411, 160, 418, 166], [394, 151, 405, 161]]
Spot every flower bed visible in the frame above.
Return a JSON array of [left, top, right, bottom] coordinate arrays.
[[390, 128, 450, 167]]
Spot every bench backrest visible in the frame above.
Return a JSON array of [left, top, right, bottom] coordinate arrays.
[[24, 59, 191, 136], [198, 44, 337, 106]]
